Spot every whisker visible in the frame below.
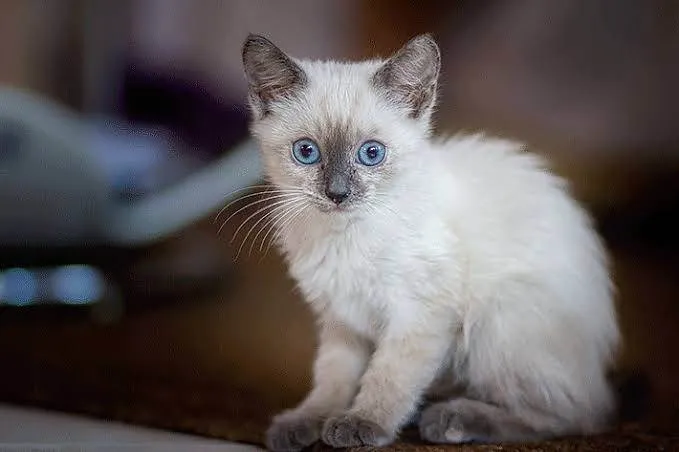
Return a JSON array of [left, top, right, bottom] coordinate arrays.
[[217, 192, 304, 235], [232, 207, 289, 262], [252, 200, 302, 256], [368, 193, 412, 226], [231, 196, 304, 246], [219, 183, 303, 200], [265, 202, 311, 257], [246, 200, 301, 257], [214, 188, 306, 223], [259, 200, 307, 254], [362, 202, 394, 234]]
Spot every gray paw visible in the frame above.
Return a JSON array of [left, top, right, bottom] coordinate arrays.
[[418, 400, 488, 444], [266, 416, 322, 451], [321, 414, 393, 448]]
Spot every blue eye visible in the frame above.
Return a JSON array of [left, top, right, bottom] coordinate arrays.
[[356, 140, 386, 166], [292, 139, 321, 165]]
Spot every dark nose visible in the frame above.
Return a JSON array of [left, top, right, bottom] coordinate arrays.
[[325, 186, 350, 205], [325, 173, 351, 205]]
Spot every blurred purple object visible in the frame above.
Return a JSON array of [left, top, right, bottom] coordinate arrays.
[[119, 62, 250, 161]]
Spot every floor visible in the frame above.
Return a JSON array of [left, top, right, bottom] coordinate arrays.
[[0, 403, 262, 451], [0, 195, 678, 450]]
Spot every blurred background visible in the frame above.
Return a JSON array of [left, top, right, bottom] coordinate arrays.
[[1, 0, 679, 448]]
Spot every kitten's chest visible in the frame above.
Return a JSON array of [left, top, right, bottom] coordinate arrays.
[[287, 231, 390, 335]]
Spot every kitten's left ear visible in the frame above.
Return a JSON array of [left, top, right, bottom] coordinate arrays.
[[242, 34, 307, 117], [373, 34, 441, 120]]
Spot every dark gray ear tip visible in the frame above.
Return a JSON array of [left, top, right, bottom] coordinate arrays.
[[408, 33, 440, 57], [412, 33, 437, 44], [243, 34, 274, 55]]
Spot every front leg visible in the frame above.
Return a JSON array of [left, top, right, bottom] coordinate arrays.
[[267, 319, 370, 451], [322, 310, 453, 448]]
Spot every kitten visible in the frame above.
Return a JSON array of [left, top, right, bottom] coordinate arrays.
[[241, 33, 620, 450]]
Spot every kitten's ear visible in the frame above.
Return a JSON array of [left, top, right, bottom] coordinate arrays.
[[373, 34, 441, 120], [242, 34, 306, 117]]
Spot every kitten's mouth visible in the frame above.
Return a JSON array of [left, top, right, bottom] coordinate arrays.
[[315, 200, 353, 214]]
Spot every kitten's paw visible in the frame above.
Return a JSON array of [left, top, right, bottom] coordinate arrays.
[[418, 400, 488, 444], [321, 414, 393, 448], [266, 415, 322, 451]]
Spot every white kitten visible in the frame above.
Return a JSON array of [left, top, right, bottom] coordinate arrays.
[[242, 33, 620, 450]]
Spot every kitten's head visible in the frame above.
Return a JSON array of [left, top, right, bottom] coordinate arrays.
[[242, 34, 440, 214]]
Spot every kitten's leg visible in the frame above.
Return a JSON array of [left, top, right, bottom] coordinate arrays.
[[267, 320, 370, 451], [419, 397, 551, 444], [321, 314, 452, 448], [418, 371, 613, 444], [420, 282, 615, 444]]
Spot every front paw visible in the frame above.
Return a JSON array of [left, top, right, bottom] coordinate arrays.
[[321, 414, 394, 448], [266, 415, 322, 452]]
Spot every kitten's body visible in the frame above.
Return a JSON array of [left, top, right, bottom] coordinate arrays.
[[242, 35, 620, 450]]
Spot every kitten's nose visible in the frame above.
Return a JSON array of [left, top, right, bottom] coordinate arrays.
[[325, 187, 350, 205]]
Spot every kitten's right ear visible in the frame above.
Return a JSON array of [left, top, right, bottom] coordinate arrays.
[[242, 34, 306, 118], [373, 34, 441, 120]]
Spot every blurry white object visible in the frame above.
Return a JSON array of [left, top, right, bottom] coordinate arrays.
[[0, 87, 261, 247], [0, 403, 263, 451]]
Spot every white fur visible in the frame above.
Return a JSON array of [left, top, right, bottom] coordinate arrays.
[[246, 40, 620, 448]]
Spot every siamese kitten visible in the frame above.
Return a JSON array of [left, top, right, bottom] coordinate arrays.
[[242, 33, 620, 450]]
